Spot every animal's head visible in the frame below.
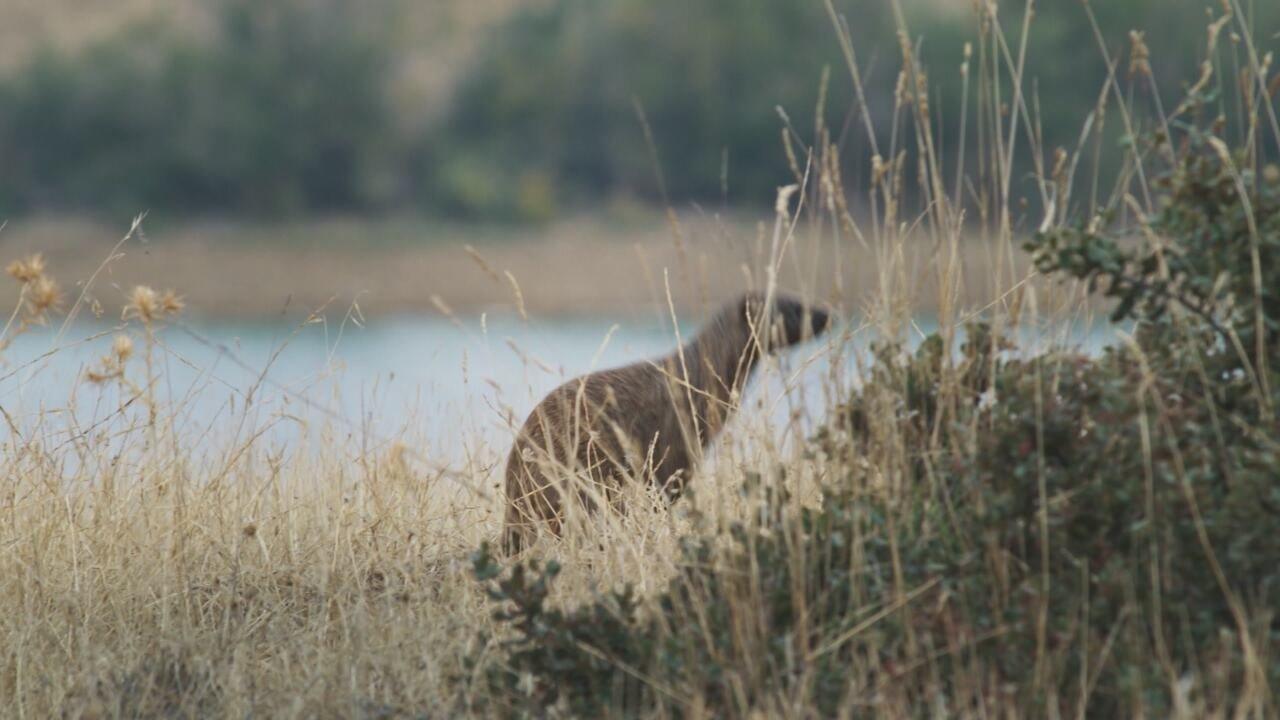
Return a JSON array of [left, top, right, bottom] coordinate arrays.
[[741, 291, 832, 349]]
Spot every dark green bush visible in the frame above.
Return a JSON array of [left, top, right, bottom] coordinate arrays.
[[465, 132, 1280, 716], [1029, 129, 1280, 367]]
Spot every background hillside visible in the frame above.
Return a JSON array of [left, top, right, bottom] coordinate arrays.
[[3, 0, 1271, 222], [0, 0, 524, 112]]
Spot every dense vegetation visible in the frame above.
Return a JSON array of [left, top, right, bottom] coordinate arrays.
[[2, 0, 1275, 220], [463, 131, 1280, 716]]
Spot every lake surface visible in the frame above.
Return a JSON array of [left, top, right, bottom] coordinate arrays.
[[0, 312, 1116, 467]]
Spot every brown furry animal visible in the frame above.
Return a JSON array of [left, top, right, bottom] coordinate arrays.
[[502, 291, 831, 553]]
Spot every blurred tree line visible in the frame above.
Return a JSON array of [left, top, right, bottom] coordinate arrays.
[[0, 0, 392, 218], [0, 0, 1274, 221]]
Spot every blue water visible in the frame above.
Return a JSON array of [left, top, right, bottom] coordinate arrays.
[[0, 312, 1116, 466]]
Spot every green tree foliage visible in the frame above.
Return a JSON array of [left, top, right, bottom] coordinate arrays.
[[464, 133, 1280, 716], [441, 0, 1280, 219], [433, 0, 872, 217], [0, 1, 1275, 220], [0, 0, 393, 217]]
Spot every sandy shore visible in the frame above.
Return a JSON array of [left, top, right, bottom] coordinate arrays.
[[1, 214, 1037, 322]]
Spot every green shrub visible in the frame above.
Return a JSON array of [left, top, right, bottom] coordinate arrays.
[[1029, 129, 1280, 368], [464, 131, 1280, 717]]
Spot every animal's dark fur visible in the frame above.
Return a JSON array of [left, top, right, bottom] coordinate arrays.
[[502, 291, 831, 553]]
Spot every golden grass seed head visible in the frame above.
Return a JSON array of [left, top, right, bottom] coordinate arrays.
[[1052, 147, 1070, 187], [1129, 31, 1152, 80], [894, 70, 910, 107]]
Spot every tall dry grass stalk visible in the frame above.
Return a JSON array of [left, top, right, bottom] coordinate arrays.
[[2, 1, 1277, 717]]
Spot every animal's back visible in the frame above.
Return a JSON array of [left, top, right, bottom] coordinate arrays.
[[501, 360, 690, 553]]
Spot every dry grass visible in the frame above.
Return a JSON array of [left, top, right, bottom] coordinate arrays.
[[1, 1, 1276, 717], [0, 221, 832, 717]]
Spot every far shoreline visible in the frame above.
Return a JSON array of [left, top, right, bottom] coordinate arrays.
[[0, 213, 1054, 323]]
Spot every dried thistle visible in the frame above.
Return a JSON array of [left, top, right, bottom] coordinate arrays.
[[125, 285, 160, 323], [159, 289, 185, 316], [85, 368, 117, 384], [6, 254, 46, 284], [113, 334, 134, 362], [86, 336, 130, 384], [28, 276, 63, 317]]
